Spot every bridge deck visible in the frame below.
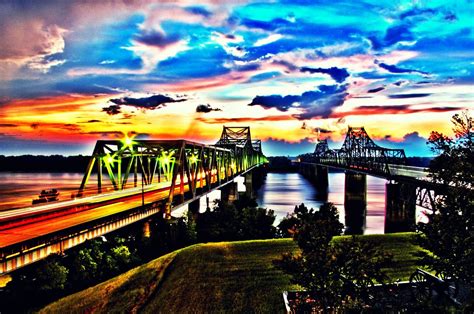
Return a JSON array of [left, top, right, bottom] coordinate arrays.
[[0, 172, 222, 250]]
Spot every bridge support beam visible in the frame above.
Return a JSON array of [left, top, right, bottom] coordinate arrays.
[[220, 182, 239, 205], [315, 165, 329, 193], [244, 171, 254, 198], [344, 172, 367, 235], [385, 182, 416, 233]]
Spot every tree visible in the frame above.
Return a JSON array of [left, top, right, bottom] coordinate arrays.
[[196, 197, 276, 242], [276, 203, 391, 311], [35, 258, 69, 292], [417, 111, 474, 290]]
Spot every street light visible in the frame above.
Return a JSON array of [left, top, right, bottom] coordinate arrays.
[[141, 170, 145, 209]]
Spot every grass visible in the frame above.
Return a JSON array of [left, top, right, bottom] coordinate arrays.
[[40, 233, 425, 313], [333, 232, 428, 281]]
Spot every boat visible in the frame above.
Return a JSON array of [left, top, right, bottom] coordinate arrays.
[[32, 189, 60, 205]]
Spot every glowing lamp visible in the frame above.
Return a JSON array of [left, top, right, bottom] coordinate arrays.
[[189, 154, 198, 164]]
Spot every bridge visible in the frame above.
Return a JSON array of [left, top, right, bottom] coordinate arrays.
[[0, 127, 267, 274], [298, 127, 447, 234]]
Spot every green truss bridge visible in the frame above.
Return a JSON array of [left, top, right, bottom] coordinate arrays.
[[0, 127, 267, 274]]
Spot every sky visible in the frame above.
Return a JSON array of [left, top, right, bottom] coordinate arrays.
[[0, 0, 472, 157]]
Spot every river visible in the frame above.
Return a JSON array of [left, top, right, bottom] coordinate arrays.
[[0, 171, 420, 234]]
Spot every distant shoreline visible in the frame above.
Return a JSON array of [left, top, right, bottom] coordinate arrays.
[[0, 155, 432, 173]]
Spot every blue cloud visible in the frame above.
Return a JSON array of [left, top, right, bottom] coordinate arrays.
[[376, 61, 429, 76], [109, 94, 186, 110], [135, 30, 180, 47], [248, 84, 348, 119], [367, 87, 385, 93], [388, 93, 431, 99], [300, 67, 350, 83], [185, 6, 212, 17]]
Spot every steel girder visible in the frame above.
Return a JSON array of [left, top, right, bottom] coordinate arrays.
[[300, 127, 407, 176]]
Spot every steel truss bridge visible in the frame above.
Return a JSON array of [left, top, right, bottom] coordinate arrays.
[[299, 127, 446, 211], [0, 127, 266, 274]]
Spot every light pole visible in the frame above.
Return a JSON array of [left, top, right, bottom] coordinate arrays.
[[141, 170, 145, 209]]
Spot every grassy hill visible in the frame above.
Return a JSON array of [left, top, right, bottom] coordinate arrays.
[[41, 233, 425, 313]]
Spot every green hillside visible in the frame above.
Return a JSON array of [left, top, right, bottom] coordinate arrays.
[[41, 233, 424, 313]]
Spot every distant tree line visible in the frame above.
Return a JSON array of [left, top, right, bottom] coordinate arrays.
[[0, 155, 90, 172]]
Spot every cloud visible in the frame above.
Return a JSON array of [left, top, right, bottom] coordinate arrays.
[[184, 6, 212, 18], [376, 60, 429, 76], [248, 84, 348, 120], [99, 60, 115, 65], [0, 123, 18, 127], [330, 105, 463, 118], [300, 67, 350, 83], [134, 30, 180, 47], [196, 104, 221, 113], [367, 87, 385, 93], [84, 131, 124, 138], [101, 94, 186, 116], [102, 104, 121, 115], [211, 31, 247, 58], [196, 115, 293, 124], [254, 34, 283, 47], [388, 93, 431, 99], [110, 94, 186, 110], [379, 131, 431, 156], [0, 22, 67, 78]]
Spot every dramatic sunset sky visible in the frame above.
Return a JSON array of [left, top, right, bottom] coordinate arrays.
[[0, 0, 472, 156]]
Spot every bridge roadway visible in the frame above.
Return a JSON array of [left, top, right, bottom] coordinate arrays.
[[308, 162, 429, 180], [0, 167, 257, 274]]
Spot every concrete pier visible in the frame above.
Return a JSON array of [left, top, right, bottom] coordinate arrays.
[[344, 172, 367, 235], [244, 171, 254, 198], [299, 163, 329, 195], [385, 182, 416, 233], [315, 165, 329, 193], [188, 198, 200, 219], [220, 181, 239, 204]]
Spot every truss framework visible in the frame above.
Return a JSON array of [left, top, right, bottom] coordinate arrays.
[[301, 127, 407, 176], [78, 127, 266, 216]]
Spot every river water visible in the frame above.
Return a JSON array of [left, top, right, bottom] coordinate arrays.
[[0, 171, 414, 234]]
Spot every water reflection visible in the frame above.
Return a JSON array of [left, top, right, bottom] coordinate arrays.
[[256, 172, 387, 235]]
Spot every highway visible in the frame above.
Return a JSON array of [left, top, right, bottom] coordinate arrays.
[[388, 165, 429, 179], [0, 172, 216, 249]]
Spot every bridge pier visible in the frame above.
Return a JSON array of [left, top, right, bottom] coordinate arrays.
[[244, 171, 254, 198], [385, 182, 416, 233], [344, 172, 367, 235], [188, 198, 200, 220], [220, 182, 239, 204], [299, 163, 329, 195], [315, 165, 329, 193]]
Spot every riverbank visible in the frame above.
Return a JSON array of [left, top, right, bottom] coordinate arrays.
[[41, 233, 425, 313]]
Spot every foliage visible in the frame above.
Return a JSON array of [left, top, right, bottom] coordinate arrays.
[[41, 236, 421, 313], [276, 203, 392, 311], [420, 111, 473, 279], [417, 111, 474, 295], [196, 196, 276, 242]]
